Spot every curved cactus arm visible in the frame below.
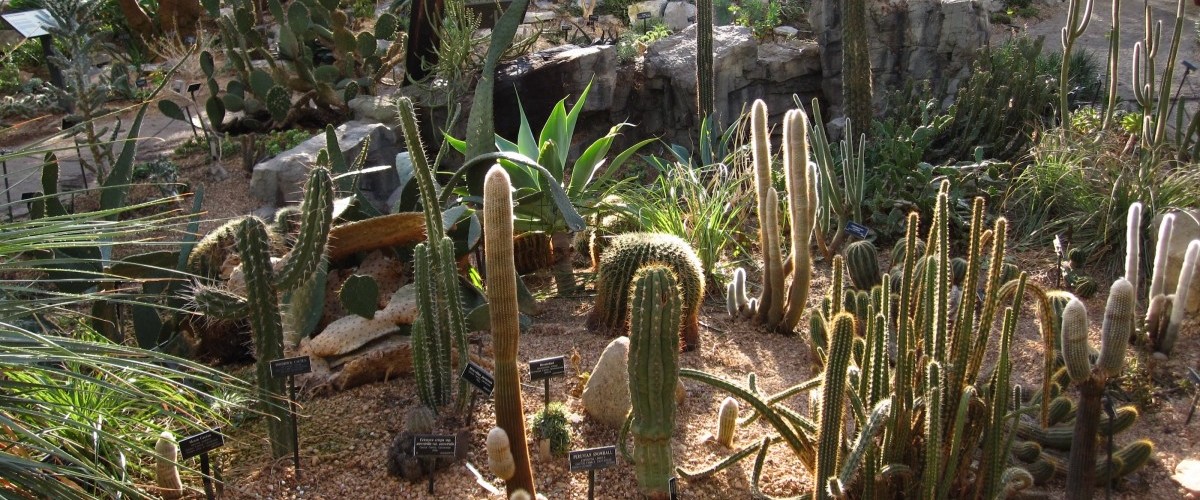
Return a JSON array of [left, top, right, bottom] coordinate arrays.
[[838, 398, 891, 487], [737, 375, 824, 427], [676, 436, 781, 480], [274, 168, 333, 291]]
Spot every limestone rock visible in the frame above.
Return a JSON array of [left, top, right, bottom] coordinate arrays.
[[582, 337, 632, 428], [348, 95, 400, 125], [662, 1, 697, 31], [250, 121, 401, 211], [1175, 459, 1200, 496], [627, 0, 667, 25]]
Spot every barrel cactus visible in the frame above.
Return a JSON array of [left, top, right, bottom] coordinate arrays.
[[587, 232, 704, 351], [844, 240, 880, 290]]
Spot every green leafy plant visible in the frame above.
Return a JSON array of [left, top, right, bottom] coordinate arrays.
[[263, 128, 314, 157], [729, 0, 781, 40], [531, 402, 572, 455]]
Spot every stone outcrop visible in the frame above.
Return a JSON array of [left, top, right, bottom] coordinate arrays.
[[249, 121, 401, 211], [811, 0, 990, 115]]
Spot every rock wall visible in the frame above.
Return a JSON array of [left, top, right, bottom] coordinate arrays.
[[811, 0, 990, 115]]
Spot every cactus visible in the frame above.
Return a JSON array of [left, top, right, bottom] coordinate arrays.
[[628, 266, 682, 499], [890, 237, 926, 272], [487, 427, 516, 481], [587, 233, 705, 350], [1161, 240, 1200, 354], [716, 397, 738, 448], [814, 313, 854, 500], [191, 168, 332, 459], [730, 102, 815, 334], [399, 97, 471, 412], [483, 167, 537, 495], [1018, 405, 1138, 450], [513, 232, 554, 275], [844, 240, 880, 290], [1060, 280, 1135, 498], [339, 274, 379, 319], [841, 0, 872, 137], [154, 431, 183, 499], [696, 0, 714, 123]]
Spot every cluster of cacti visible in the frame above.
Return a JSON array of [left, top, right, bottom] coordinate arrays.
[[1137, 208, 1200, 355], [397, 97, 472, 412], [689, 185, 1037, 497], [587, 232, 705, 350], [843, 240, 880, 290], [841, 0, 872, 136], [627, 266, 682, 499], [191, 167, 334, 459], [1131, 0, 1188, 150], [482, 166, 537, 496], [186, 0, 403, 132], [726, 101, 816, 335]]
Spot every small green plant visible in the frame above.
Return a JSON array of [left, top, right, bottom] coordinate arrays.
[[531, 402, 572, 456], [729, 0, 781, 40], [173, 136, 239, 158], [264, 128, 314, 157], [636, 22, 672, 44]]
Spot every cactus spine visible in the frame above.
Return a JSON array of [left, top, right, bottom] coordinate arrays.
[[844, 240, 880, 290], [628, 266, 682, 499], [192, 167, 332, 459], [815, 313, 854, 500], [716, 397, 738, 447], [732, 101, 814, 333], [841, 0, 872, 136], [484, 167, 537, 496], [398, 97, 471, 411]]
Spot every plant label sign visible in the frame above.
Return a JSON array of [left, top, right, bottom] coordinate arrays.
[[461, 361, 495, 396], [569, 446, 618, 472], [637, 11, 652, 19], [529, 356, 566, 381], [669, 477, 678, 499], [179, 429, 224, 459], [135, 77, 148, 88], [1, 10, 56, 38], [845, 221, 870, 239], [412, 435, 457, 457], [269, 356, 312, 378]]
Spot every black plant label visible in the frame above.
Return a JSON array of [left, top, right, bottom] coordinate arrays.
[[180, 429, 224, 459], [569, 446, 617, 472]]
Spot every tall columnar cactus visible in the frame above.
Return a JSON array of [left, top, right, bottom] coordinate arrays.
[[841, 0, 872, 136], [587, 233, 705, 350], [192, 167, 333, 459], [1125, 202, 1143, 299], [844, 240, 880, 290], [732, 101, 815, 333], [696, 0, 715, 124], [1057, 0, 1093, 126], [1146, 213, 1174, 347], [483, 167, 537, 496], [1161, 240, 1200, 354], [815, 312, 854, 500], [628, 266, 682, 499], [1060, 280, 1134, 499], [397, 97, 471, 411]]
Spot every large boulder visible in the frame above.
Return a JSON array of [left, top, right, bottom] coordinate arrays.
[[249, 121, 401, 211], [627, 0, 668, 25], [582, 337, 631, 428], [662, 1, 697, 31]]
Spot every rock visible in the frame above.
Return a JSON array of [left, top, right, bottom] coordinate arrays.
[[494, 44, 618, 141], [1175, 459, 1200, 495], [1153, 209, 1200, 314], [582, 337, 631, 428], [348, 95, 400, 125], [774, 26, 799, 38], [524, 10, 556, 23], [581, 336, 686, 428], [662, 1, 697, 31], [250, 121, 401, 211], [627, 0, 667, 24]]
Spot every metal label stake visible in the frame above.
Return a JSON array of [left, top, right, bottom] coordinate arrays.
[[180, 429, 224, 500], [270, 356, 312, 481]]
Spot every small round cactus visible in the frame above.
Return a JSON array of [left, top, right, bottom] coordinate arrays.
[[844, 240, 881, 290], [487, 427, 515, 481], [716, 397, 738, 448]]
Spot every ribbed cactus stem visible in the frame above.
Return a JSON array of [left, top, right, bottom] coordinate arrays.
[[841, 0, 872, 136], [716, 397, 738, 447], [273, 168, 333, 291], [762, 188, 786, 327], [750, 100, 774, 322], [696, 0, 714, 122], [782, 108, 814, 331], [844, 240, 880, 290], [922, 360, 944, 500], [1161, 240, 1200, 355], [815, 313, 854, 500], [1098, 279, 1135, 376], [628, 266, 682, 499], [483, 167, 537, 496], [1060, 297, 1091, 384], [1125, 202, 1143, 297], [154, 431, 183, 499], [237, 216, 295, 459], [487, 427, 516, 481], [1148, 214, 1175, 298]]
